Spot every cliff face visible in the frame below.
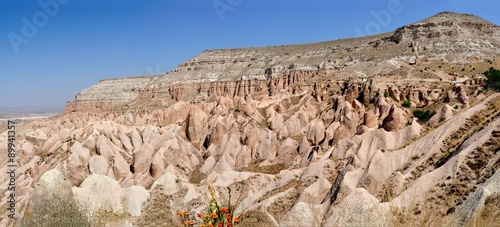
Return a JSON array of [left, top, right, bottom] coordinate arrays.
[[167, 69, 325, 101], [75, 76, 160, 101], [65, 12, 500, 113], [65, 76, 160, 112], [65, 69, 333, 112]]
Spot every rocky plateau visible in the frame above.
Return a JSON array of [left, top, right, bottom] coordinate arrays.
[[2, 12, 500, 226]]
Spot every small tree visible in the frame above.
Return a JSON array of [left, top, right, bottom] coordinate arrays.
[[413, 109, 436, 122], [483, 67, 500, 91], [402, 100, 412, 108]]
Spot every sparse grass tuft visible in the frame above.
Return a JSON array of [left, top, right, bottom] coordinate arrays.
[[239, 160, 286, 175], [434, 150, 453, 168], [237, 210, 274, 227]]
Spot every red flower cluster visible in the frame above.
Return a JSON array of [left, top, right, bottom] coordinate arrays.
[[177, 184, 241, 227]]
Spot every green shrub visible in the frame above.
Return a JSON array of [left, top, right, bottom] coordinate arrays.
[[402, 100, 411, 108], [384, 91, 389, 98], [434, 150, 453, 168], [413, 109, 436, 122], [406, 120, 412, 126], [483, 67, 500, 91]]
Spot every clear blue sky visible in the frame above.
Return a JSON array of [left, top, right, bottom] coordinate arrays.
[[1, 0, 499, 111]]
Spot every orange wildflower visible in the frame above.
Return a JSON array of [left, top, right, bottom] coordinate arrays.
[[197, 213, 202, 218], [220, 207, 229, 213], [227, 223, 232, 227], [226, 214, 231, 220], [233, 217, 239, 223], [208, 223, 214, 227], [212, 213, 218, 219], [217, 221, 222, 227]]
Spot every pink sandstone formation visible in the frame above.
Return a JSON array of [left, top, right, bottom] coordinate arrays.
[[1, 12, 500, 226]]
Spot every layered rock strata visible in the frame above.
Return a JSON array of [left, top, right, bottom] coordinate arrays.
[[2, 12, 500, 227]]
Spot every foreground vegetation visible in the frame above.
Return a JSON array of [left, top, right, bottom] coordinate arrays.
[[484, 67, 500, 91], [20, 191, 90, 227], [178, 184, 240, 227]]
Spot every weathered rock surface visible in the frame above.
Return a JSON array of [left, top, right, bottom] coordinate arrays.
[[73, 174, 124, 214], [382, 105, 405, 131], [1, 12, 500, 227], [428, 104, 454, 126]]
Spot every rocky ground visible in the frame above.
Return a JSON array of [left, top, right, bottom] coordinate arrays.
[[1, 12, 500, 227]]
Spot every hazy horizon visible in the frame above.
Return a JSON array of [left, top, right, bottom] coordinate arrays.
[[0, 105, 64, 114]]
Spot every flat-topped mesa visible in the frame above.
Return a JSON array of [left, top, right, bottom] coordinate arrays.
[[65, 12, 500, 113], [151, 44, 343, 86], [75, 76, 160, 101], [65, 75, 160, 113]]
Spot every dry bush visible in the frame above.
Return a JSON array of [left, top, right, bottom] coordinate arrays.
[[90, 210, 131, 226], [384, 188, 453, 227], [189, 166, 207, 184], [20, 190, 90, 227], [137, 185, 181, 226], [239, 160, 286, 174], [388, 205, 441, 227], [466, 193, 500, 227], [237, 210, 275, 227]]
